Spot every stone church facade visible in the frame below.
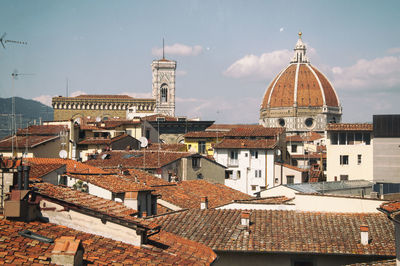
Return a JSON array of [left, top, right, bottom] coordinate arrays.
[[52, 57, 177, 121]]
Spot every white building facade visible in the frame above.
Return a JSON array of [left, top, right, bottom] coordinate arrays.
[[326, 124, 373, 181], [214, 145, 275, 196]]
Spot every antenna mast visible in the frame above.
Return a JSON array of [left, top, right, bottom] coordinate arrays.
[[162, 38, 165, 59]]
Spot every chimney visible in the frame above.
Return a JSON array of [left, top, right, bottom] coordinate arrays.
[[241, 211, 250, 227], [200, 196, 208, 210], [17, 165, 23, 190], [142, 211, 147, 218], [360, 224, 369, 245], [51, 236, 84, 266], [23, 165, 30, 190]]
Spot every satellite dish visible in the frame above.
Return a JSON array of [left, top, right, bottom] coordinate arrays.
[[95, 116, 102, 122], [74, 118, 81, 125], [59, 150, 68, 159], [139, 137, 148, 148], [275, 149, 281, 156]]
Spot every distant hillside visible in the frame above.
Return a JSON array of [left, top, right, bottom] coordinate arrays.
[[0, 97, 53, 139]]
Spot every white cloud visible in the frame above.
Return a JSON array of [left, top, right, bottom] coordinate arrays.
[[176, 70, 187, 76], [33, 95, 53, 106], [176, 96, 259, 123], [387, 47, 400, 54], [70, 90, 87, 97], [223, 49, 292, 80], [280, 27, 284, 32], [331, 55, 400, 90], [152, 43, 203, 57]]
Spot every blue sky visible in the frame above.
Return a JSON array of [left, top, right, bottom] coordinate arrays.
[[0, 0, 399, 123]]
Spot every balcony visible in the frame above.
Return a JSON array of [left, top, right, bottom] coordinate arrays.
[[228, 159, 238, 167]]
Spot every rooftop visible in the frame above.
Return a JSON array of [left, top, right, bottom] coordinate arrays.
[[0, 217, 216, 265], [225, 126, 284, 137], [153, 209, 394, 256], [326, 123, 373, 131], [285, 180, 374, 194], [206, 124, 261, 131], [85, 150, 192, 169], [151, 180, 253, 211], [184, 131, 228, 138], [286, 132, 323, 142], [0, 135, 60, 150], [26, 158, 108, 174], [16, 125, 68, 136]]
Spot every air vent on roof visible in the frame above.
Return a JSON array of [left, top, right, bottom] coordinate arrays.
[[19, 230, 54, 243], [101, 154, 110, 160], [123, 154, 143, 159]]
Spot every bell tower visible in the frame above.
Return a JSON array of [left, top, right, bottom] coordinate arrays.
[[151, 41, 177, 117]]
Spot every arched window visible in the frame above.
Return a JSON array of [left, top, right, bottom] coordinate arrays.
[[161, 84, 168, 103]]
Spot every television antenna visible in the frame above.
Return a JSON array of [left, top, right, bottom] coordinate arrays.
[[0, 33, 27, 49]]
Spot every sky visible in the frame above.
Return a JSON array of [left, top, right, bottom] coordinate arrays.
[[0, 0, 399, 124]]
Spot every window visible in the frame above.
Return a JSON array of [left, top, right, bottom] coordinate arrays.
[[255, 170, 262, 178], [160, 85, 168, 103], [347, 133, 355, 145], [251, 185, 257, 191], [230, 150, 238, 160], [286, 175, 294, 184], [331, 132, 338, 145], [225, 170, 233, 179], [192, 158, 200, 168], [146, 129, 150, 139], [251, 150, 258, 159], [357, 154, 362, 165], [355, 132, 363, 144], [198, 141, 206, 154], [291, 144, 298, 153], [237, 170, 241, 179], [339, 133, 346, 145], [364, 133, 371, 145], [245, 153, 248, 157], [340, 155, 349, 165], [197, 173, 203, 179], [340, 175, 349, 181]]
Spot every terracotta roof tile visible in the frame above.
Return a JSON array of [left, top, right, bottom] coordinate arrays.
[[326, 123, 373, 131], [145, 143, 187, 152], [379, 201, 400, 214], [78, 133, 132, 145], [152, 180, 252, 210], [275, 162, 308, 172], [74, 94, 133, 99], [153, 209, 395, 256], [67, 173, 153, 193], [26, 158, 107, 174], [184, 131, 227, 138], [226, 126, 284, 137], [28, 164, 65, 180], [17, 125, 67, 136], [286, 132, 323, 142], [232, 196, 292, 204], [34, 183, 157, 229], [214, 138, 277, 149], [0, 218, 216, 265], [142, 114, 179, 121], [0, 135, 60, 149], [206, 124, 262, 131], [85, 150, 192, 169], [113, 168, 170, 187]]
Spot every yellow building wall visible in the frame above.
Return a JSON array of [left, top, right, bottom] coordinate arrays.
[[184, 138, 216, 156]]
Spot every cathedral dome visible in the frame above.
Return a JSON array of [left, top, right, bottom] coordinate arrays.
[[261, 33, 339, 109], [259, 32, 342, 132]]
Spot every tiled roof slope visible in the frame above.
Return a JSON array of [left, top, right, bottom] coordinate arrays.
[[206, 124, 261, 131], [0, 135, 59, 149], [85, 150, 191, 169], [29, 163, 65, 181], [142, 114, 179, 121], [232, 196, 292, 205], [213, 138, 277, 149], [0, 218, 216, 265], [184, 131, 227, 138], [326, 123, 373, 131], [68, 173, 152, 193], [78, 133, 132, 145], [226, 127, 284, 137], [34, 183, 156, 229], [275, 163, 308, 172], [145, 143, 187, 152], [120, 168, 171, 186], [286, 132, 323, 142], [26, 158, 107, 174], [16, 125, 67, 135], [153, 209, 395, 256], [74, 94, 134, 99], [153, 180, 253, 210], [346, 259, 396, 266], [380, 201, 400, 214]]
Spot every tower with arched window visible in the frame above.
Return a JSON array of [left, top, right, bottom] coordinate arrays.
[[151, 56, 177, 117]]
